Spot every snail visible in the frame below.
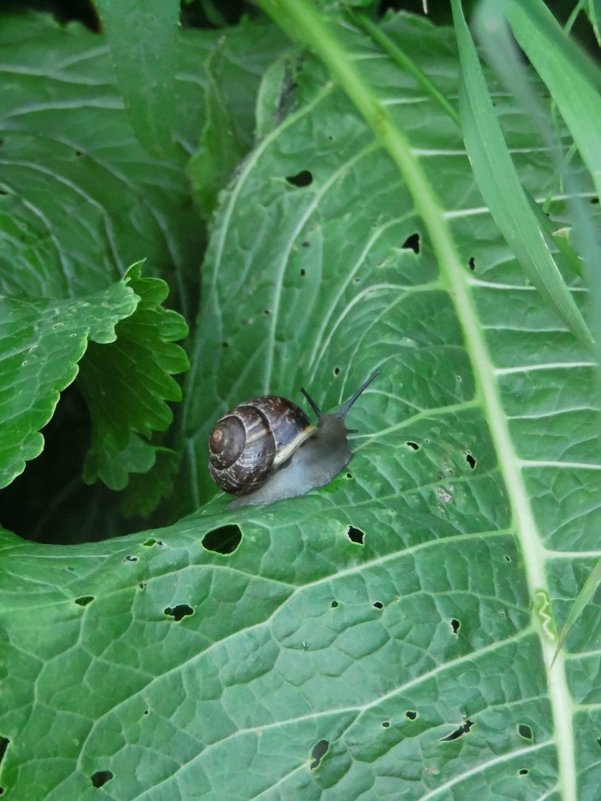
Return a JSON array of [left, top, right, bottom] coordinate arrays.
[[208, 370, 379, 508]]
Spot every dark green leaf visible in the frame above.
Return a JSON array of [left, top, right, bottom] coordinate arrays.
[[94, 0, 180, 158]]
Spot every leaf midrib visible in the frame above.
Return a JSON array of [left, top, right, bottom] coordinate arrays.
[[257, 1, 577, 796]]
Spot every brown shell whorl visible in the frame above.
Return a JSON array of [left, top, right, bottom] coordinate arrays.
[[208, 397, 313, 495]]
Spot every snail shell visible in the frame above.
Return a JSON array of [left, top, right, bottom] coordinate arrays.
[[208, 370, 379, 508], [208, 396, 315, 495]]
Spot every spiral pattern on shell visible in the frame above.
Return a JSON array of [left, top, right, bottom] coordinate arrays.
[[208, 396, 313, 495]]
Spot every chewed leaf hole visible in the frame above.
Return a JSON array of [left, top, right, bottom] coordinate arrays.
[[202, 524, 242, 554], [381, 720, 390, 728], [75, 596, 95, 607], [286, 169, 313, 188], [143, 537, 163, 547], [347, 526, 364, 545], [468, 256, 476, 271], [0, 737, 9, 766], [124, 555, 138, 562], [518, 768, 529, 776], [465, 451, 477, 470], [164, 604, 194, 622], [597, 735, 601, 747], [518, 723, 533, 741], [91, 770, 113, 788], [331, 600, 339, 608], [591, 196, 599, 204], [405, 710, 417, 720], [406, 441, 420, 451], [310, 739, 329, 770], [373, 601, 383, 609], [440, 719, 474, 742], [450, 618, 460, 634], [401, 232, 420, 254]]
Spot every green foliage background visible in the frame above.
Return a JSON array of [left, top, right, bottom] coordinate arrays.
[[1, 1, 600, 799]]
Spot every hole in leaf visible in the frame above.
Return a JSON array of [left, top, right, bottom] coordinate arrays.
[[518, 723, 533, 741], [406, 441, 420, 451], [465, 451, 477, 470], [401, 232, 420, 254], [286, 169, 313, 188], [450, 618, 460, 634], [302, 240, 310, 247], [202, 524, 242, 554], [91, 770, 113, 788], [373, 601, 383, 609], [504, 554, 512, 563], [75, 596, 94, 607], [222, 341, 229, 349], [310, 739, 329, 770], [75, 149, 82, 157], [597, 735, 601, 747], [381, 720, 390, 728], [164, 604, 194, 622], [518, 768, 529, 776], [138, 582, 147, 591], [300, 269, 306, 277], [331, 600, 339, 608], [347, 526, 364, 545], [468, 256, 476, 271], [264, 308, 271, 316], [591, 197, 599, 204], [0, 737, 9, 767], [143, 709, 150, 716], [143, 538, 157, 547], [440, 719, 474, 742], [124, 555, 138, 563], [345, 471, 353, 479], [405, 710, 417, 720], [333, 366, 340, 376]]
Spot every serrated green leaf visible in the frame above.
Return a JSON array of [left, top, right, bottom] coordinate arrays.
[[79, 263, 189, 489], [120, 446, 179, 517], [0, 280, 138, 489], [94, 0, 180, 159]]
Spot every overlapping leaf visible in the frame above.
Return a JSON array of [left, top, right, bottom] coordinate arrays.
[[0, 276, 138, 488], [1, 8, 600, 801]]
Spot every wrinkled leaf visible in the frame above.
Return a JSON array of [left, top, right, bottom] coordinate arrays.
[[79, 263, 189, 490], [0, 278, 138, 488]]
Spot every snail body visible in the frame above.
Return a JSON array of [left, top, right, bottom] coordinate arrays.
[[208, 371, 378, 508]]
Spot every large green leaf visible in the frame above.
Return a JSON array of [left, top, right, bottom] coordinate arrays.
[[0, 12, 209, 311], [2, 8, 600, 801]]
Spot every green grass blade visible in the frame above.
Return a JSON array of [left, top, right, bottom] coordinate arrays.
[[452, 0, 593, 350], [551, 557, 601, 667], [507, 0, 601, 201], [590, 0, 601, 45], [350, 11, 460, 123]]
